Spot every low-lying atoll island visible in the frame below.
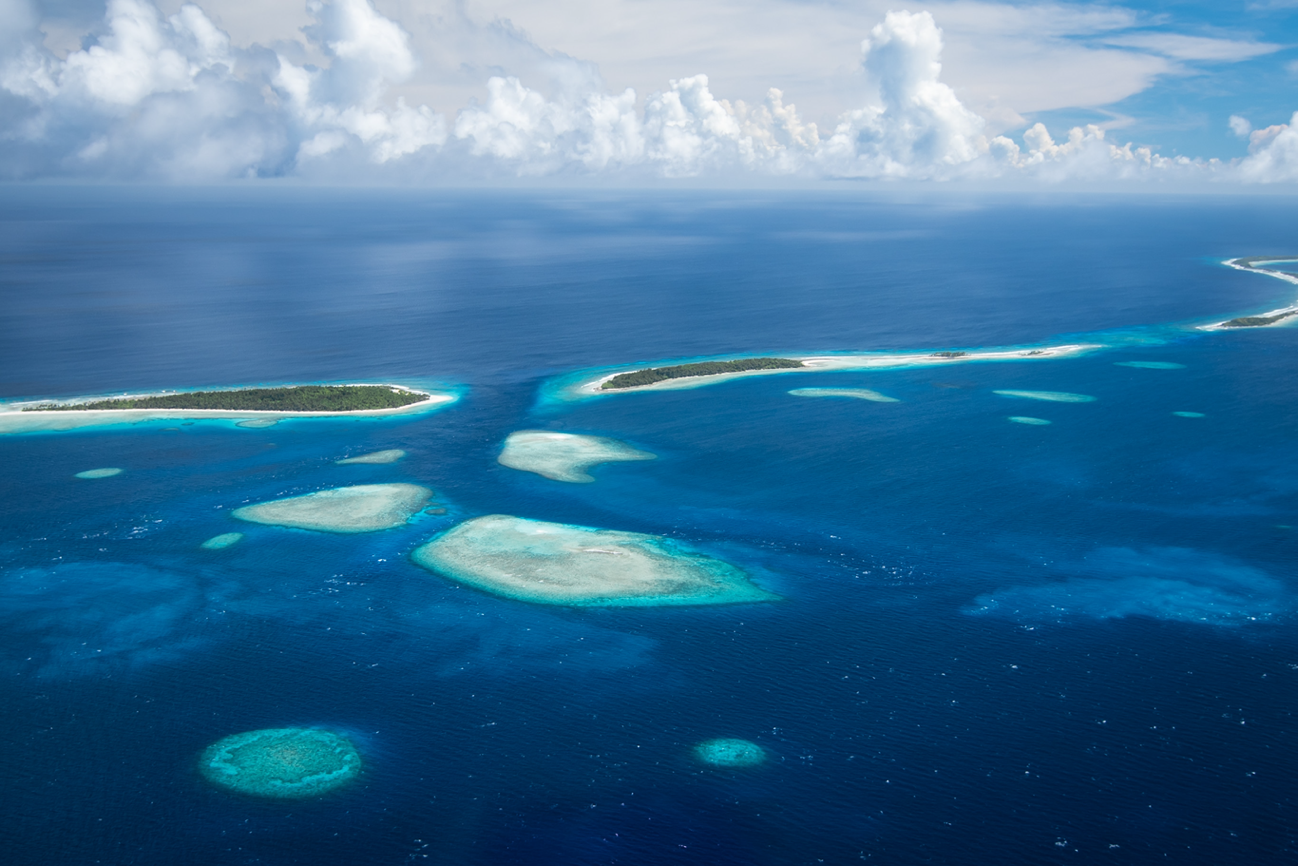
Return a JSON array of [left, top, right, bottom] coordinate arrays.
[[1205, 257, 1298, 329], [497, 431, 655, 482], [693, 738, 767, 768], [24, 384, 427, 412], [561, 344, 1098, 400], [233, 483, 433, 533], [411, 515, 778, 607], [601, 358, 805, 390], [0, 384, 455, 434], [198, 728, 361, 799]]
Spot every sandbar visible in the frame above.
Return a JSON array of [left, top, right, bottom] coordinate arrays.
[[788, 387, 898, 402], [1008, 416, 1052, 425], [198, 728, 361, 798], [994, 390, 1095, 403], [560, 344, 1099, 400], [411, 515, 777, 607], [233, 483, 432, 533], [75, 467, 122, 479], [498, 431, 655, 483], [336, 449, 407, 465], [0, 385, 456, 435], [201, 532, 244, 550]]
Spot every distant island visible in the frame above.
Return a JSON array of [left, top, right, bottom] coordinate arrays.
[[1210, 257, 1298, 329], [601, 358, 805, 390], [23, 385, 428, 413]]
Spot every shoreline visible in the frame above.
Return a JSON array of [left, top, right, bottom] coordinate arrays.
[[567, 344, 1101, 399], [1199, 258, 1298, 331], [0, 384, 457, 434]]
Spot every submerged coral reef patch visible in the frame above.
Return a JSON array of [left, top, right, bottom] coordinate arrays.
[[198, 728, 361, 798], [693, 738, 766, 767], [75, 467, 122, 479], [498, 431, 655, 483], [232, 483, 432, 533], [201, 532, 244, 550], [1008, 416, 1052, 425], [411, 515, 777, 606]]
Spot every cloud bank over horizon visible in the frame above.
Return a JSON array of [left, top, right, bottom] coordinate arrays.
[[1, 0, 1295, 184]]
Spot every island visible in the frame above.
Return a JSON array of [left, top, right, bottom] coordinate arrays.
[[198, 728, 361, 799], [554, 344, 1100, 401], [411, 515, 778, 607], [0, 384, 456, 434], [497, 431, 655, 482], [1204, 257, 1298, 330], [24, 384, 426, 412], [601, 358, 805, 390], [232, 483, 433, 533]]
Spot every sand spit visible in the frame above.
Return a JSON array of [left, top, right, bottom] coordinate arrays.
[[567, 344, 1098, 399], [0, 386, 455, 435], [788, 387, 899, 402], [498, 431, 655, 483], [233, 483, 432, 533], [336, 449, 407, 465], [994, 390, 1096, 403], [412, 515, 777, 607]]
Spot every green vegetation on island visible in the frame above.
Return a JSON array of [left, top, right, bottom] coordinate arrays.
[[1231, 256, 1298, 269], [601, 358, 805, 390], [930, 351, 968, 358], [25, 385, 426, 413], [1221, 312, 1296, 328]]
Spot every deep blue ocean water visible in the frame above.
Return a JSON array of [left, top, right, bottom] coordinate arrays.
[[1, 188, 1297, 865]]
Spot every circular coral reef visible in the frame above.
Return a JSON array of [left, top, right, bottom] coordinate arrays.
[[198, 728, 361, 798], [693, 738, 766, 768]]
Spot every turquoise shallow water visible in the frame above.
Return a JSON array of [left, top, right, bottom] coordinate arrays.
[[2, 190, 1298, 864]]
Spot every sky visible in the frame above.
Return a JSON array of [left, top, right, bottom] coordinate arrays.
[[1, 0, 1296, 185]]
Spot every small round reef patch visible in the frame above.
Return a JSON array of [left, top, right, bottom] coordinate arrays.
[[198, 728, 361, 798], [693, 738, 766, 768]]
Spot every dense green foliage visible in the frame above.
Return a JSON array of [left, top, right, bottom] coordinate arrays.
[[930, 351, 968, 358], [26, 385, 426, 412], [601, 358, 805, 390], [1234, 256, 1298, 269], [1221, 313, 1295, 328]]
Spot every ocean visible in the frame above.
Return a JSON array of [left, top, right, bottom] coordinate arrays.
[[1, 187, 1296, 864]]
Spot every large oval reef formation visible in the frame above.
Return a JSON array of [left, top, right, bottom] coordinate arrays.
[[693, 738, 767, 768], [75, 467, 122, 479], [233, 483, 432, 533], [201, 532, 244, 550], [498, 431, 655, 482], [411, 515, 777, 607], [198, 728, 361, 799]]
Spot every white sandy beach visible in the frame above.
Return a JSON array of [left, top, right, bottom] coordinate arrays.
[[570, 344, 1100, 399], [0, 386, 456, 434]]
